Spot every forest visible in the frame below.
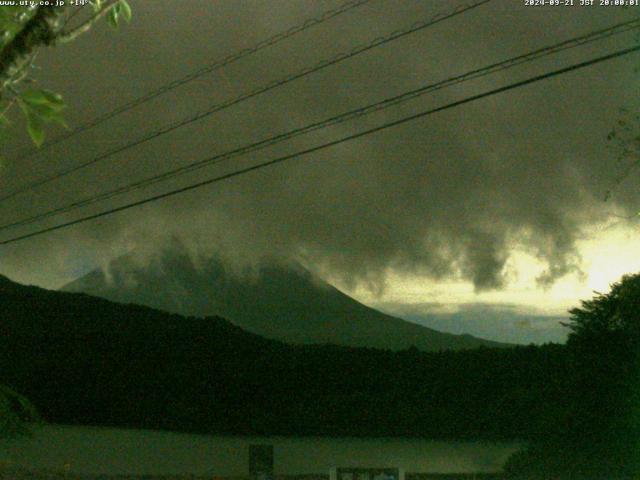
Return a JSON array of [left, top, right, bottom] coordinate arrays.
[[0, 273, 638, 477]]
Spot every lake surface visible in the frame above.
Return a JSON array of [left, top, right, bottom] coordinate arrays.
[[0, 425, 521, 476]]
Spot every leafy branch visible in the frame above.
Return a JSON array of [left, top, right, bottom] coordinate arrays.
[[57, 0, 131, 43], [15, 87, 67, 147], [0, 0, 132, 147]]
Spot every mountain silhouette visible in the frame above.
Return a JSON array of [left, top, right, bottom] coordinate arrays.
[[62, 243, 506, 351], [0, 273, 564, 438]]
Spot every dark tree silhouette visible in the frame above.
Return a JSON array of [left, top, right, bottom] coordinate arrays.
[[0, 274, 567, 441], [566, 272, 640, 345], [0, 384, 39, 439], [505, 273, 640, 479]]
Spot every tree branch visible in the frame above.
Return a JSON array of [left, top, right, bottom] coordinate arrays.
[[1, 48, 39, 90], [56, 0, 121, 44], [0, 6, 66, 88], [0, 96, 16, 118]]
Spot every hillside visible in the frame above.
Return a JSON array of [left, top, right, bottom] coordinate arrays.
[[0, 274, 565, 439], [61, 245, 506, 351]]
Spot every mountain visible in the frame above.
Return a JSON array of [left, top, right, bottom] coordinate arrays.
[[61, 245, 506, 351], [0, 273, 566, 438]]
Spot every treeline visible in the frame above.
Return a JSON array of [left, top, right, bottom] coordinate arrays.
[[0, 276, 570, 441]]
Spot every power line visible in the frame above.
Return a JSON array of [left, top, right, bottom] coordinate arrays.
[[2, 18, 638, 233], [8, 0, 372, 161], [2, 44, 638, 246], [0, 0, 492, 203]]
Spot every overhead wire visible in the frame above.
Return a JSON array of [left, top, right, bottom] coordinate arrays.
[[0, 0, 492, 203], [1, 43, 638, 245], [1, 18, 638, 233], [8, 0, 372, 161]]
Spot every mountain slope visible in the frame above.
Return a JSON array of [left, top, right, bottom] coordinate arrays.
[[0, 273, 566, 439], [61, 246, 506, 351]]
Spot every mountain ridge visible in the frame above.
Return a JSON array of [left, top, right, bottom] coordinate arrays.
[[61, 245, 507, 351], [0, 272, 564, 439]]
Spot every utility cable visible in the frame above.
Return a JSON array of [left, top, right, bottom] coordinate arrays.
[[1, 18, 638, 233], [8, 0, 372, 160], [1, 43, 638, 245], [0, 0, 491, 203]]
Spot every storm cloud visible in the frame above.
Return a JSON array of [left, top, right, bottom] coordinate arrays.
[[0, 0, 638, 292]]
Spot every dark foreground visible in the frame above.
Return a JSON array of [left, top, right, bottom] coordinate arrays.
[[0, 470, 503, 480]]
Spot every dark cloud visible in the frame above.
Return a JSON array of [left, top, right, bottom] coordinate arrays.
[[0, 0, 638, 291]]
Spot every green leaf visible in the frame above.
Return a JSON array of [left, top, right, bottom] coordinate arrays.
[[24, 102, 66, 123], [41, 90, 65, 107], [21, 88, 65, 109], [119, 0, 132, 22], [17, 92, 67, 146], [25, 109, 45, 147], [89, 0, 102, 12], [107, 4, 120, 29], [28, 104, 68, 128]]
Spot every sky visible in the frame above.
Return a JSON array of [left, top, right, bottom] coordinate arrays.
[[0, 0, 639, 342]]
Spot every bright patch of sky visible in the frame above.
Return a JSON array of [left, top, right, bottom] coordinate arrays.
[[347, 221, 640, 316]]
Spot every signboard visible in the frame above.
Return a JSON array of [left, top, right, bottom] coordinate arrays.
[[331, 467, 404, 480], [249, 444, 274, 480]]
